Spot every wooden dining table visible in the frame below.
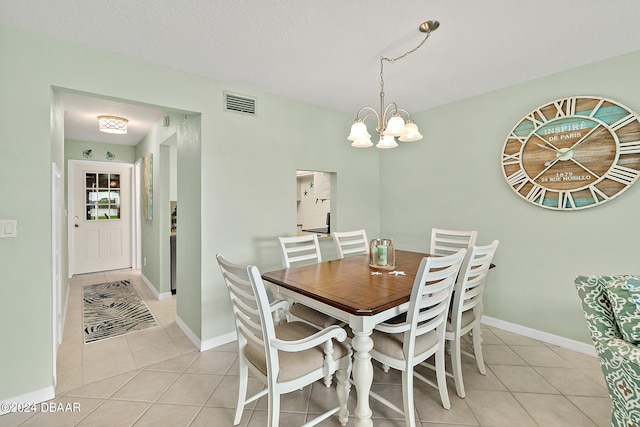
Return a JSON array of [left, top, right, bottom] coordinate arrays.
[[262, 249, 432, 427]]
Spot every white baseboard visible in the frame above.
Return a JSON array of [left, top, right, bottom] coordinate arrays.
[[175, 315, 201, 350], [1, 386, 55, 415], [201, 331, 237, 352], [140, 273, 172, 301], [481, 316, 596, 357], [175, 315, 237, 352], [176, 313, 594, 356]]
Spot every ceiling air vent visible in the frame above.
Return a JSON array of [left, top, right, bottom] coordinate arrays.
[[224, 92, 256, 116]]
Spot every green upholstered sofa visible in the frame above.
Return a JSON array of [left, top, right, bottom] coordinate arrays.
[[575, 275, 640, 427]]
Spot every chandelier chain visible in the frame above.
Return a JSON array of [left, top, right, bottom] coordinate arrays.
[[379, 31, 433, 100]]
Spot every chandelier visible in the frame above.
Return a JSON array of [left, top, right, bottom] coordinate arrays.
[[98, 115, 129, 134], [347, 20, 440, 149]]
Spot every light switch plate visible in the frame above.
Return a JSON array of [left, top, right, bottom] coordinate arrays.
[[0, 220, 17, 238]]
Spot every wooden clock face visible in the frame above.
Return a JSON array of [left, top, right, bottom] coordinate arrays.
[[501, 96, 640, 210]]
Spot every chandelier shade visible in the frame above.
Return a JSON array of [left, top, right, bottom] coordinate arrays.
[[376, 135, 399, 149], [398, 121, 423, 142], [348, 120, 371, 141], [98, 115, 128, 134], [347, 20, 439, 149], [383, 115, 408, 137], [351, 138, 374, 148]]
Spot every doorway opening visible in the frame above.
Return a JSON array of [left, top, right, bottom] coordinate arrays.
[[54, 88, 201, 388], [296, 170, 335, 235]]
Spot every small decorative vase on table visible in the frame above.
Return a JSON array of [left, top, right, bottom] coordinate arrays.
[[369, 238, 395, 270]]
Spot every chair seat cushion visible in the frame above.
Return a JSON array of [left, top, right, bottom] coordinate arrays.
[[244, 321, 349, 382], [290, 303, 339, 328], [371, 329, 439, 361], [604, 276, 640, 344], [446, 310, 476, 332]]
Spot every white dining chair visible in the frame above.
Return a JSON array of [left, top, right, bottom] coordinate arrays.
[[216, 254, 352, 427], [276, 235, 342, 388], [368, 249, 467, 426], [443, 240, 499, 398], [332, 229, 370, 258], [276, 235, 340, 327], [430, 228, 478, 256], [278, 234, 323, 268]]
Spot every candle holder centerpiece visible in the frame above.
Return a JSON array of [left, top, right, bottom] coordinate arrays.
[[369, 238, 396, 270]]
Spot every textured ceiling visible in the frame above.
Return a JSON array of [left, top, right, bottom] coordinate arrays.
[[1, 0, 639, 145], [61, 92, 167, 146]]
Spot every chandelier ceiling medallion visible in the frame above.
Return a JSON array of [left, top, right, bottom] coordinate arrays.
[[348, 20, 440, 149], [98, 115, 129, 134]]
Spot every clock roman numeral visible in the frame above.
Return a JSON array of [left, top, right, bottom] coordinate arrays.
[[619, 141, 640, 155], [508, 132, 527, 145], [588, 98, 606, 118], [604, 164, 640, 184], [610, 113, 638, 132], [553, 97, 576, 117], [501, 152, 521, 166], [526, 109, 548, 127], [588, 185, 610, 204], [525, 184, 545, 204], [558, 191, 576, 210], [506, 169, 529, 191]]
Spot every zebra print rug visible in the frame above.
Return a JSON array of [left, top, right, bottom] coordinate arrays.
[[83, 280, 158, 343]]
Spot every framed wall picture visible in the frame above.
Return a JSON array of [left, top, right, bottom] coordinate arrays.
[[143, 153, 153, 220]]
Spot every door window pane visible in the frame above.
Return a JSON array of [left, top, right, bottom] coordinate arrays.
[[85, 172, 121, 220], [86, 173, 97, 189], [98, 173, 109, 189], [109, 175, 120, 188]]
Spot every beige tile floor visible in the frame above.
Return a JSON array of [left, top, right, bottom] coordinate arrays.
[[1, 269, 612, 426]]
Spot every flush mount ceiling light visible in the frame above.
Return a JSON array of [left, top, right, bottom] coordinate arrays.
[[348, 20, 440, 149], [98, 115, 128, 134]]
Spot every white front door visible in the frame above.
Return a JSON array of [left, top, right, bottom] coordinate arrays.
[[70, 161, 132, 275]]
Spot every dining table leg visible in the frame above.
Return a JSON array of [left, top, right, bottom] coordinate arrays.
[[351, 329, 374, 427]]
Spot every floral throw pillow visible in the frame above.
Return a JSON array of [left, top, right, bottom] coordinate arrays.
[[604, 276, 640, 344]]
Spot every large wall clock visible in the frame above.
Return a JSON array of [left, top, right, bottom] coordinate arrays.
[[501, 96, 640, 210]]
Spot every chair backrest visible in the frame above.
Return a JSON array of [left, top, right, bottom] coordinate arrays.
[[278, 235, 322, 268], [404, 249, 467, 358], [332, 229, 369, 258], [430, 228, 478, 256], [216, 254, 281, 379], [216, 254, 270, 354], [449, 240, 499, 329]]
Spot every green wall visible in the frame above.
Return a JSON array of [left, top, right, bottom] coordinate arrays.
[[0, 23, 380, 401], [135, 116, 181, 297], [380, 49, 640, 343], [65, 139, 136, 164], [1, 26, 59, 402]]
